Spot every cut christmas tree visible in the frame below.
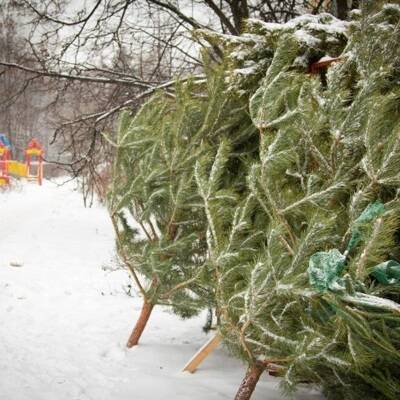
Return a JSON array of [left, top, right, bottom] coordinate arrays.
[[197, 2, 400, 399], [108, 70, 258, 346], [108, 2, 400, 399], [109, 81, 209, 346]]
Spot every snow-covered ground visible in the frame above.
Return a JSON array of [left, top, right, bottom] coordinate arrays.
[[0, 179, 323, 400]]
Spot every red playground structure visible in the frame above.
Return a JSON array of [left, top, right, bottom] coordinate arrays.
[[25, 138, 45, 186], [0, 142, 10, 186]]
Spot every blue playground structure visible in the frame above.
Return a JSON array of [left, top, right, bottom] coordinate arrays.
[[0, 133, 12, 148]]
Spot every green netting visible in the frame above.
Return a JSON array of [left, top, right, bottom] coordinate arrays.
[[309, 202, 388, 292], [308, 249, 346, 293], [308, 298, 338, 322], [371, 260, 400, 285], [347, 201, 385, 252]]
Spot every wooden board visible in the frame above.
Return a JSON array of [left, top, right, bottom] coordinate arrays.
[[182, 333, 222, 373]]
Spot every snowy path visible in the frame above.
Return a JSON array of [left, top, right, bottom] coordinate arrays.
[[0, 180, 322, 400]]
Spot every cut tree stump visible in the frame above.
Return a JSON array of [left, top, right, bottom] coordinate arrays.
[[126, 300, 154, 348], [234, 362, 265, 400], [182, 333, 222, 373]]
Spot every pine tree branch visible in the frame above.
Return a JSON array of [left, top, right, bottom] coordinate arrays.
[[110, 215, 148, 299]]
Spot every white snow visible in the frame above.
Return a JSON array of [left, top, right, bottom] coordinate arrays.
[[0, 179, 323, 400], [233, 65, 258, 76], [294, 30, 321, 47], [247, 14, 349, 37]]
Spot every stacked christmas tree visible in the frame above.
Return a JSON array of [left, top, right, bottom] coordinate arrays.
[[109, 1, 400, 399]]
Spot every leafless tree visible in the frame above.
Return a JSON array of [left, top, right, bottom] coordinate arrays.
[[0, 2, 52, 159], [0, 0, 358, 195]]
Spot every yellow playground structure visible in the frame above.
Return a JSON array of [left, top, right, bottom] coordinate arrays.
[[0, 135, 44, 187]]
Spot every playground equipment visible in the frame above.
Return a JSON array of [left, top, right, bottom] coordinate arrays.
[[0, 142, 10, 186], [25, 138, 44, 185], [0, 135, 44, 187]]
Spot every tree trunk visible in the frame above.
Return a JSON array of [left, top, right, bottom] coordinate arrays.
[[126, 300, 154, 348], [234, 362, 265, 400], [332, 0, 349, 20]]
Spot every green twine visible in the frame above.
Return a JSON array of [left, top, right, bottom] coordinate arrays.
[[308, 249, 346, 293], [371, 260, 400, 285], [308, 201, 393, 293], [346, 201, 385, 252]]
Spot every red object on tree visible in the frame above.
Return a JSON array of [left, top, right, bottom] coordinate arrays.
[[309, 56, 342, 74]]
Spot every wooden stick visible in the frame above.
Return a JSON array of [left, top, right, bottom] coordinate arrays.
[[182, 333, 222, 373]]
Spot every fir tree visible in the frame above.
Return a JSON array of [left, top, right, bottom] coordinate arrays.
[[109, 81, 209, 346], [108, 69, 258, 346], [197, 2, 400, 399], [109, 2, 400, 399]]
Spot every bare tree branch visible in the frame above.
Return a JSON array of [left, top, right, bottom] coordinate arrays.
[[0, 61, 153, 88]]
